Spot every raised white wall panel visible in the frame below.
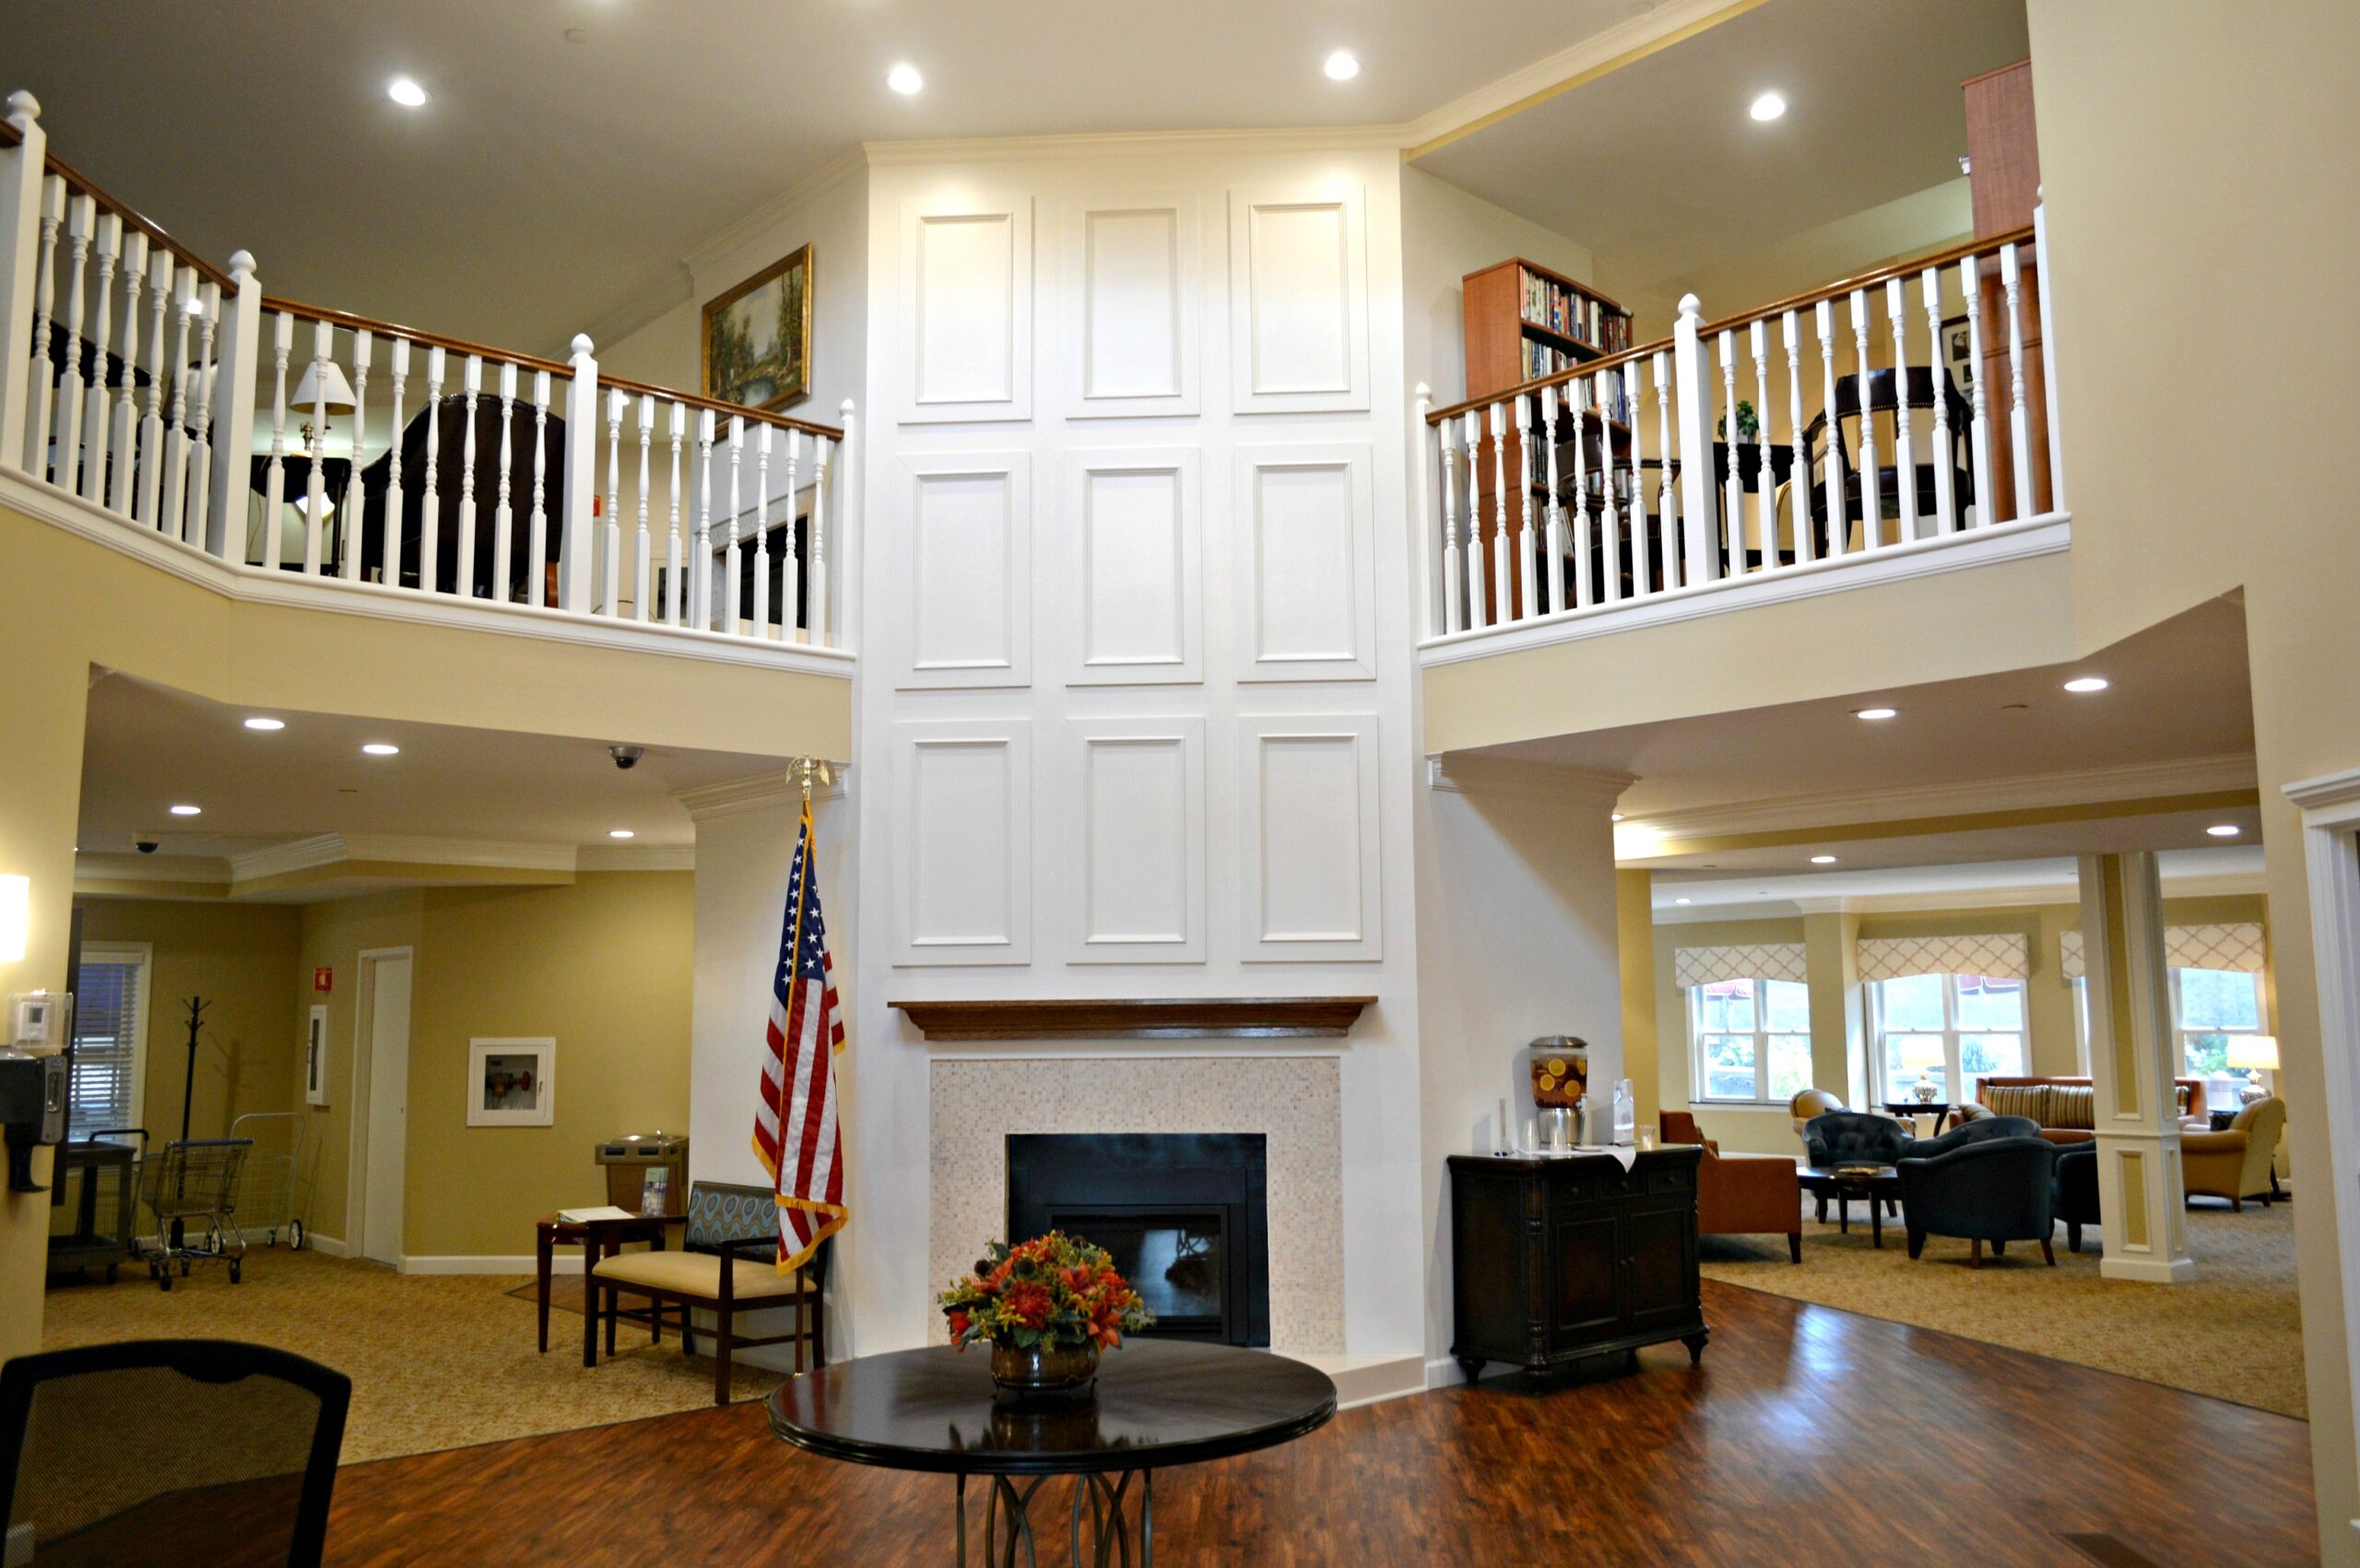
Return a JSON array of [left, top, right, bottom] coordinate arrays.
[[1238, 714, 1382, 962], [1227, 187, 1369, 414], [1063, 448, 1201, 686], [1233, 443, 1375, 682], [898, 454, 1032, 689], [901, 197, 1032, 423], [1062, 717, 1206, 964], [893, 721, 1033, 966], [1062, 195, 1198, 419]]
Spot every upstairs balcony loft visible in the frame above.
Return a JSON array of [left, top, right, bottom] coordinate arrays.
[[0, 96, 854, 677]]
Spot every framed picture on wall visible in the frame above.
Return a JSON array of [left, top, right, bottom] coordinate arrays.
[[304, 1004, 329, 1108], [1941, 313, 1976, 401], [467, 1038, 556, 1127], [702, 244, 813, 413]]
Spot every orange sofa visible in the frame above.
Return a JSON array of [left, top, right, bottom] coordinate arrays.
[[1963, 1076, 2208, 1146], [1660, 1112, 1802, 1263]]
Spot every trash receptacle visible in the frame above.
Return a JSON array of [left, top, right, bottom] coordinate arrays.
[[595, 1132, 688, 1217]]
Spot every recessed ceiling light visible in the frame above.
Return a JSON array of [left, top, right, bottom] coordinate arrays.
[[387, 77, 429, 109], [1854, 707, 1898, 721], [1811, 855, 1837, 865], [2062, 676, 2110, 693], [242, 716, 285, 731], [608, 829, 636, 840], [1750, 91, 1787, 122], [1324, 50, 1361, 81], [1611, 812, 1625, 822], [169, 804, 202, 817], [1674, 897, 1692, 905], [2207, 823, 2242, 838], [886, 62, 923, 95], [361, 742, 400, 756]]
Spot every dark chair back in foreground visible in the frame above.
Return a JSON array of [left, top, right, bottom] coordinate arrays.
[[1802, 1110, 1914, 1169], [1898, 1135, 2060, 1269]]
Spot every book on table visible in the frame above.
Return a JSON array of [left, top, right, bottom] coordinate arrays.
[[557, 1204, 640, 1224]]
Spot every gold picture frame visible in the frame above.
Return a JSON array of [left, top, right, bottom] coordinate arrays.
[[702, 243, 813, 413]]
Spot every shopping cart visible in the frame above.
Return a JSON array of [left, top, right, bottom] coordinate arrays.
[[229, 1111, 313, 1251], [136, 1137, 252, 1291]]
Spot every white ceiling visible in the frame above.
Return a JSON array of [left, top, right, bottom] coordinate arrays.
[[1412, 0, 2029, 311], [0, 0, 1646, 354]]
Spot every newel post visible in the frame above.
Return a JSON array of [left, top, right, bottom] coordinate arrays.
[[560, 334, 597, 614], [1672, 293, 1720, 586], [2034, 193, 2067, 514], [203, 251, 261, 558], [0, 92, 46, 472]]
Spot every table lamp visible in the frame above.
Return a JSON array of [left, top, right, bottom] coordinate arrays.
[[2226, 1035, 2278, 1105], [290, 360, 357, 452]]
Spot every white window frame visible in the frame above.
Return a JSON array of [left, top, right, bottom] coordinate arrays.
[[1685, 977, 1811, 1105], [2168, 965, 2271, 1081], [1868, 973, 2027, 1105], [70, 941, 152, 1142]]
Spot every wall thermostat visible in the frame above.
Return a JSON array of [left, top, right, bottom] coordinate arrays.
[[8, 992, 56, 1047]]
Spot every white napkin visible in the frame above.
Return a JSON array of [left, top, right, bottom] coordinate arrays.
[[1574, 1144, 1638, 1172]]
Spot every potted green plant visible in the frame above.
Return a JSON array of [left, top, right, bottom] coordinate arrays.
[[1717, 399, 1761, 442], [940, 1232, 1154, 1399]]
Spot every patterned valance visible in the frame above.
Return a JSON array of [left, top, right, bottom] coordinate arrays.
[[2059, 923, 2266, 981], [1857, 933, 2030, 983], [1674, 943, 1808, 988]]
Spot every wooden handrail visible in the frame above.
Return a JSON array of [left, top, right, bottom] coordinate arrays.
[[1691, 223, 2036, 339], [1427, 334, 1674, 426], [596, 371, 844, 441], [42, 148, 234, 289]]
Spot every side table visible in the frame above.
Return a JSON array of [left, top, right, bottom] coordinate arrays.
[[535, 1213, 675, 1354]]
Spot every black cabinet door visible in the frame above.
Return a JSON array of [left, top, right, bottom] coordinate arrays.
[[1547, 1213, 1623, 1342], [1623, 1202, 1698, 1338]]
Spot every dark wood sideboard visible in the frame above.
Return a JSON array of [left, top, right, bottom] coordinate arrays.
[[1446, 1148, 1707, 1384]]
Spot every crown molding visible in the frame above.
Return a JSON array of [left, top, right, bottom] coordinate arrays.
[[579, 843, 696, 872], [1657, 869, 2270, 922], [74, 852, 229, 885], [861, 124, 1408, 167], [229, 834, 579, 883], [1426, 752, 1632, 807], [2285, 766, 2360, 813], [676, 766, 848, 822]]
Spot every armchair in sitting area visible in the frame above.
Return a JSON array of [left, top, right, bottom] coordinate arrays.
[[584, 1180, 828, 1404], [1661, 1112, 1804, 1263], [2182, 1096, 2287, 1211], [1909, 1114, 2043, 1162], [1898, 1136, 2059, 1268], [2055, 1144, 2100, 1252], [1789, 1088, 1847, 1142], [1802, 1110, 1914, 1169]]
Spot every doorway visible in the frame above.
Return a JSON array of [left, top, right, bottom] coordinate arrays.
[[353, 948, 414, 1268]]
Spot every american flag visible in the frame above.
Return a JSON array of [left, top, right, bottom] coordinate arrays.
[[752, 798, 846, 1273]]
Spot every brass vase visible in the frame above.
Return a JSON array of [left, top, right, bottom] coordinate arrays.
[[990, 1338, 1100, 1401]]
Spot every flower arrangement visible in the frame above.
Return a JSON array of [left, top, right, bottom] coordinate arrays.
[[940, 1232, 1153, 1354]]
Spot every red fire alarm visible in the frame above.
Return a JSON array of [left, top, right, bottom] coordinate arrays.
[[313, 967, 334, 993]]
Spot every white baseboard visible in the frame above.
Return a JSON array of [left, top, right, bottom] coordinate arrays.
[[2100, 1254, 2198, 1284], [401, 1254, 580, 1276], [301, 1232, 348, 1258], [8, 1519, 36, 1568]]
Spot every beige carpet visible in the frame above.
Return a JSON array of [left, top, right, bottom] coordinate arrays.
[[41, 1244, 783, 1463], [1700, 1191, 2307, 1419]]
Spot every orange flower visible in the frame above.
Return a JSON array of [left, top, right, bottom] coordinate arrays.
[[1004, 1281, 1054, 1329], [948, 1309, 971, 1339]]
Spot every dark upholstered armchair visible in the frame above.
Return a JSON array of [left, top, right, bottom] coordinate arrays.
[[1898, 1136, 2059, 1268], [1802, 1111, 1914, 1169], [2055, 1144, 2101, 1252], [1908, 1114, 2042, 1162]]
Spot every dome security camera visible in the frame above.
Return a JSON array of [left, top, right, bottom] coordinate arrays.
[[610, 745, 644, 771], [135, 836, 159, 855]]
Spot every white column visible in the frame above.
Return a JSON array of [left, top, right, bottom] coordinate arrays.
[[1672, 294, 1719, 585], [2078, 850, 2196, 1283], [203, 253, 261, 560], [0, 93, 45, 474]]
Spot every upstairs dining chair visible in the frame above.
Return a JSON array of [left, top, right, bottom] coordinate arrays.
[[0, 1338, 351, 1567], [1788, 366, 1976, 557]]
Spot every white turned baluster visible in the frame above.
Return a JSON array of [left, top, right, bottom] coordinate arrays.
[[1922, 267, 1957, 536], [634, 395, 655, 622], [420, 345, 444, 592], [136, 249, 171, 525], [602, 387, 624, 617], [340, 331, 370, 579], [1886, 277, 1917, 543], [53, 195, 92, 495], [1850, 289, 1879, 550], [750, 423, 773, 638], [184, 279, 219, 552], [1654, 350, 1677, 589], [724, 416, 745, 634], [159, 270, 195, 543], [1630, 356, 1657, 596], [1784, 311, 1811, 564], [302, 317, 331, 572], [489, 362, 513, 597], [1461, 410, 1487, 626], [1750, 320, 1775, 569], [528, 371, 550, 607], [384, 340, 409, 588], [780, 429, 803, 641], [1959, 256, 1995, 528], [262, 310, 292, 569], [1815, 300, 1845, 557], [25, 178, 63, 483], [1512, 395, 1538, 622], [2000, 241, 2034, 523], [1540, 385, 1566, 615], [665, 402, 684, 626], [1437, 420, 1462, 633], [1718, 330, 1741, 572], [693, 410, 714, 630], [809, 423, 834, 646], [107, 230, 145, 515], [77, 211, 119, 505], [455, 355, 481, 596], [1487, 402, 1510, 628], [1569, 378, 1594, 609], [1599, 376, 1623, 604]]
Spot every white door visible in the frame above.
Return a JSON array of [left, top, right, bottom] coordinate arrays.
[[360, 952, 412, 1267]]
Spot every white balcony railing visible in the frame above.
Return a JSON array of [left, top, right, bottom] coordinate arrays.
[[0, 93, 853, 664], [1415, 211, 2067, 652]]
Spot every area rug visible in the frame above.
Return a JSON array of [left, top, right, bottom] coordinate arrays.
[[41, 1244, 782, 1463], [1699, 1192, 2307, 1419]]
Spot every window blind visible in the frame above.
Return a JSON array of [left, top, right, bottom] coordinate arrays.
[[69, 954, 145, 1141]]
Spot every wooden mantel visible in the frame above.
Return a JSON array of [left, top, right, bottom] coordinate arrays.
[[888, 996, 1375, 1042]]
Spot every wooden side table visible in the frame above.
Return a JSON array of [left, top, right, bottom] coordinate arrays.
[[535, 1213, 675, 1354]]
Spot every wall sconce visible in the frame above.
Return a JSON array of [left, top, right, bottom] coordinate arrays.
[[0, 876, 27, 964]]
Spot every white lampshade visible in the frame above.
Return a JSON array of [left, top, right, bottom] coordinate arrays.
[[290, 360, 357, 414], [2226, 1035, 2280, 1072], [1898, 1038, 1944, 1071]]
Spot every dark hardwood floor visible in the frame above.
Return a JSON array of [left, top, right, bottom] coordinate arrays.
[[325, 1281, 2317, 1566]]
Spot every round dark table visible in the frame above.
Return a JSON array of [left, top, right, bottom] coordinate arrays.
[[768, 1338, 1337, 1565]]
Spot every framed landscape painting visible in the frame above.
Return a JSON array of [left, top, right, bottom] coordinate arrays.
[[702, 244, 813, 413]]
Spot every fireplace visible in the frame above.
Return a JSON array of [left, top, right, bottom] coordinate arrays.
[[1006, 1133, 1270, 1347]]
